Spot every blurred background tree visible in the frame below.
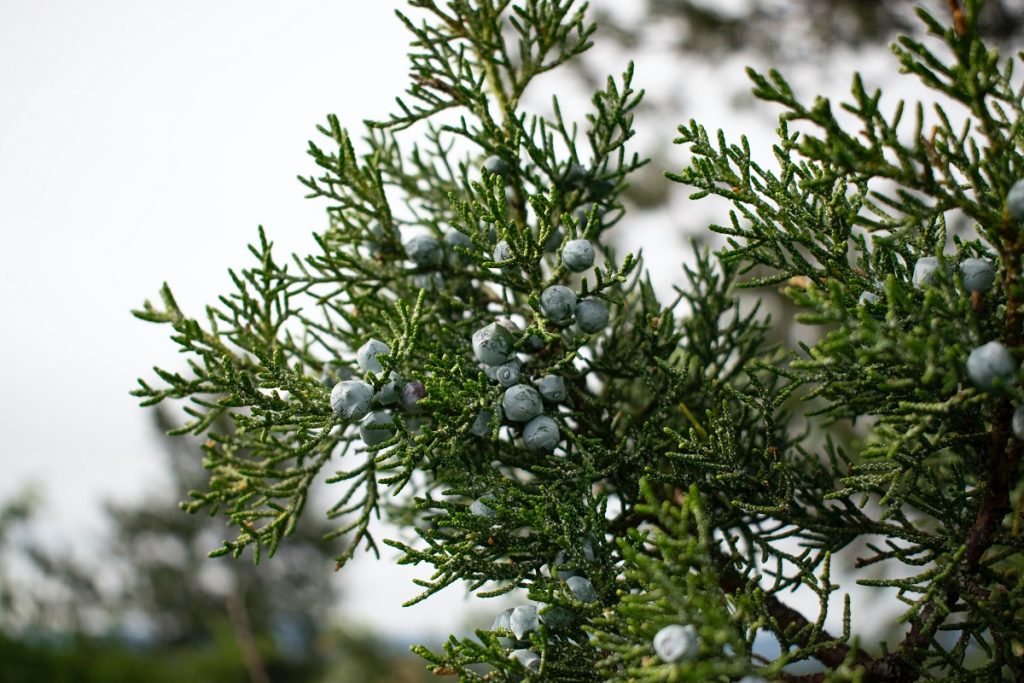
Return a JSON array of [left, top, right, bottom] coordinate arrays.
[[0, 409, 432, 683]]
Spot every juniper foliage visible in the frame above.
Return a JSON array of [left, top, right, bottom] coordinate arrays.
[[135, 0, 1024, 679]]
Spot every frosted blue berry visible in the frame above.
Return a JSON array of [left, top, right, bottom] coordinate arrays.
[[495, 359, 522, 387], [653, 624, 699, 663], [492, 608, 527, 648], [552, 550, 581, 580], [471, 409, 495, 437], [330, 380, 374, 421], [493, 239, 513, 262], [523, 415, 559, 453], [359, 411, 395, 446], [444, 228, 473, 252], [858, 291, 880, 306], [575, 298, 609, 334], [544, 227, 564, 253], [320, 363, 353, 388], [540, 285, 577, 323], [374, 372, 403, 406], [1013, 405, 1024, 440], [536, 375, 566, 402], [565, 575, 598, 603], [525, 334, 546, 352], [470, 496, 497, 517], [473, 322, 516, 366], [510, 605, 538, 639], [540, 605, 575, 631], [356, 339, 389, 375], [483, 155, 511, 177], [366, 222, 400, 256], [1008, 179, 1024, 222], [404, 235, 443, 268], [563, 162, 586, 187], [967, 341, 1016, 391], [562, 239, 595, 272], [912, 256, 941, 288], [959, 257, 995, 292], [589, 178, 614, 199], [400, 380, 427, 413], [492, 608, 515, 647], [509, 649, 540, 673], [413, 272, 445, 290], [582, 537, 596, 562], [574, 203, 597, 231], [502, 385, 543, 422], [496, 318, 520, 335]]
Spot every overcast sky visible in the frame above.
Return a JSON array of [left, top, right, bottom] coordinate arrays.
[[0, 0, 948, 647]]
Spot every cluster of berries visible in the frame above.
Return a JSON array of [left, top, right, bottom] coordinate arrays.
[[485, 578, 595, 675], [328, 339, 425, 445], [471, 320, 567, 452], [900, 181, 1024, 436]]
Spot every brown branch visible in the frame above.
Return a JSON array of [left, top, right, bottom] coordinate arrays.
[[946, 0, 967, 37], [713, 550, 875, 673]]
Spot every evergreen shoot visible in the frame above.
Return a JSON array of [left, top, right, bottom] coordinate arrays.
[[135, 0, 1024, 679]]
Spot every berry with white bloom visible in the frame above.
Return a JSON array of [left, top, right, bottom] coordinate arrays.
[[493, 240, 513, 264], [544, 227, 564, 252], [966, 341, 1017, 391], [653, 624, 699, 663], [552, 550, 581, 580], [356, 339, 389, 375], [540, 285, 577, 323], [959, 257, 995, 292], [330, 380, 374, 421], [536, 375, 567, 402], [483, 155, 511, 177], [523, 415, 559, 453], [912, 256, 942, 288], [473, 322, 516, 366], [565, 575, 598, 603], [574, 203, 601, 231], [510, 605, 538, 639], [541, 605, 574, 631], [404, 235, 444, 268], [471, 409, 495, 437], [492, 608, 526, 648], [495, 359, 522, 387], [858, 291, 880, 306], [444, 228, 473, 252], [319, 363, 353, 388], [400, 380, 427, 413], [374, 372, 403, 406], [509, 649, 540, 673], [590, 178, 614, 199], [563, 162, 586, 187], [470, 496, 497, 517], [1008, 179, 1024, 222], [562, 239, 595, 272], [502, 385, 543, 422], [413, 272, 444, 290], [575, 298, 609, 334], [359, 411, 395, 446]]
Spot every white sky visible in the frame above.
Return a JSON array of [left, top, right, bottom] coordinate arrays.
[[0, 0, 952, 650]]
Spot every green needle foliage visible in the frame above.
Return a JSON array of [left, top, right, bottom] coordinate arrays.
[[135, 0, 1024, 679]]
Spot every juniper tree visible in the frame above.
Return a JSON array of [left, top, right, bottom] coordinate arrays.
[[135, 0, 1024, 680]]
